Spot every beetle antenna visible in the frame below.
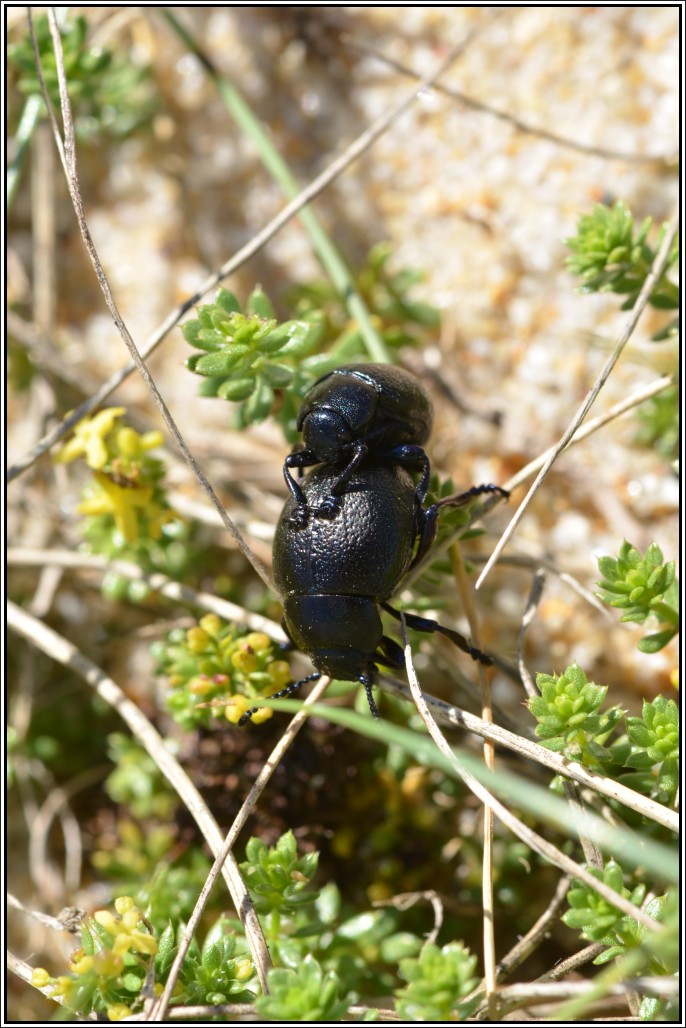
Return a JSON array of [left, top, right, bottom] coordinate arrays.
[[238, 672, 321, 726], [359, 672, 380, 718]]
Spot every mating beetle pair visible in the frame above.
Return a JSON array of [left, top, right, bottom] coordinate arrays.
[[240, 363, 507, 724]]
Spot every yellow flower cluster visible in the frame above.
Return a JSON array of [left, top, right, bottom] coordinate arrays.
[[31, 896, 157, 1020], [55, 408, 170, 544]]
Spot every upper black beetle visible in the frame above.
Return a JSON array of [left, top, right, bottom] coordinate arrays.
[[284, 363, 433, 526], [240, 459, 507, 723]]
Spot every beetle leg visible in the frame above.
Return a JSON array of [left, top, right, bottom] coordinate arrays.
[[384, 444, 432, 505], [381, 602, 493, 666], [376, 635, 406, 670], [238, 671, 321, 726], [358, 670, 380, 718], [411, 483, 510, 569], [434, 483, 510, 511], [315, 441, 369, 519], [283, 450, 322, 526]]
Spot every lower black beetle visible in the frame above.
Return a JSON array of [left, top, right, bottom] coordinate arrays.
[[284, 363, 433, 526], [240, 459, 508, 723]]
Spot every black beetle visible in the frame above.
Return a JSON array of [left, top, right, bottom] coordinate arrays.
[[240, 459, 508, 723], [284, 363, 433, 526]]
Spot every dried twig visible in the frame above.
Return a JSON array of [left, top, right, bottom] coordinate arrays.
[[24, 9, 272, 591], [148, 675, 331, 1020], [476, 210, 679, 589], [8, 600, 273, 993], [468, 874, 574, 1016], [450, 542, 497, 1015], [8, 893, 84, 935], [398, 615, 662, 932], [343, 35, 676, 165], [7, 547, 286, 640], [490, 976, 677, 1019], [504, 374, 677, 495], [377, 674, 678, 834], [372, 891, 444, 946], [516, 567, 546, 698]]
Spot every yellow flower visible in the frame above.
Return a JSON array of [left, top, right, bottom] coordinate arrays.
[[114, 896, 137, 916], [106, 1003, 133, 1021], [68, 948, 94, 975], [54, 408, 126, 469], [234, 958, 254, 981], [224, 695, 251, 724], [115, 426, 164, 459], [77, 471, 153, 543], [250, 706, 273, 725], [93, 901, 158, 958], [31, 967, 52, 989]]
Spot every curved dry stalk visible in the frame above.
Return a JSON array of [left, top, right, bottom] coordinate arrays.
[[516, 567, 547, 698], [7, 600, 273, 993], [372, 891, 444, 947], [8, 893, 84, 935], [449, 542, 496, 1015], [28, 766, 107, 898], [8, 951, 99, 1021], [22, 10, 273, 592], [7, 547, 287, 641], [476, 213, 679, 590], [149, 675, 331, 1020], [343, 35, 677, 165], [378, 673, 678, 833], [504, 373, 676, 495], [467, 874, 574, 1015], [399, 616, 663, 935]]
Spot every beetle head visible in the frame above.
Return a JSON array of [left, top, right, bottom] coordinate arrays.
[[301, 408, 352, 461]]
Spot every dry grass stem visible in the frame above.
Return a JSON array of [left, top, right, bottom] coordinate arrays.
[[7, 547, 287, 640], [378, 674, 678, 833], [398, 617, 663, 933], [476, 209, 679, 589], [516, 567, 547, 698], [343, 36, 676, 165], [8, 600, 273, 993], [149, 675, 331, 1020]]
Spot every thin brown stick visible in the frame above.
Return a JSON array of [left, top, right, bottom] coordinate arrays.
[[149, 675, 331, 1020], [563, 780, 605, 870], [7, 893, 84, 935], [537, 942, 608, 982], [406, 373, 676, 590], [7, 547, 286, 640], [504, 373, 677, 494], [24, 10, 273, 592], [31, 120, 56, 335], [343, 36, 676, 165], [371, 891, 444, 946], [489, 976, 677, 1018], [516, 567, 547, 698], [7, 600, 273, 993], [476, 211, 679, 589], [450, 543, 496, 1015], [8, 951, 99, 1020], [377, 673, 678, 833], [398, 616, 663, 934], [468, 874, 574, 1016]]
